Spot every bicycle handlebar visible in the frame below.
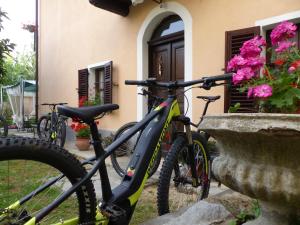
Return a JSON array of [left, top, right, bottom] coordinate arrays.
[[42, 103, 68, 106], [125, 73, 232, 89]]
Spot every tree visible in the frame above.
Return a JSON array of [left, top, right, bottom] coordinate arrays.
[[3, 50, 35, 86], [0, 8, 15, 83]]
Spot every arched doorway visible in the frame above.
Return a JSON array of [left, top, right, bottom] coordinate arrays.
[[148, 15, 185, 113], [136, 2, 192, 121]]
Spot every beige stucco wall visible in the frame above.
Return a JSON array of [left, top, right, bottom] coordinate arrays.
[[39, 0, 300, 131]]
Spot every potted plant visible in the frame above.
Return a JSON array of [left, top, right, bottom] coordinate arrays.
[[71, 122, 91, 151], [201, 21, 300, 225]]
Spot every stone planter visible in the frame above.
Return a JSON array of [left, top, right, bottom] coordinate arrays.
[[75, 137, 90, 151], [201, 113, 300, 225]]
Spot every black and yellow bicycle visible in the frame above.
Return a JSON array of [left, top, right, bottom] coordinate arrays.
[[0, 73, 231, 225], [37, 103, 68, 147]]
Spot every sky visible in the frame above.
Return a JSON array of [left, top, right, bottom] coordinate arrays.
[[0, 0, 35, 54]]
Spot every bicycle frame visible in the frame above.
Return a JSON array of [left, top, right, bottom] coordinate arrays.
[[14, 96, 183, 225], [49, 109, 59, 140], [7, 74, 232, 225]]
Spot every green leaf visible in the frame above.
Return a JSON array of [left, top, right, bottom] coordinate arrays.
[[228, 103, 241, 113]]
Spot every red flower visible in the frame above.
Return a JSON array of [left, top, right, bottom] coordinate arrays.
[[70, 124, 76, 130], [291, 60, 300, 69], [273, 59, 285, 66], [290, 83, 299, 88], [79, 96, 87, 107]]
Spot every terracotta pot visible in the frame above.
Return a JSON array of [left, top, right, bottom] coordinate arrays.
[[201, 113, 300, 225], [75, 137, 90, 151]]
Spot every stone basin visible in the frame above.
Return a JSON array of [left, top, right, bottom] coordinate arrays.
[[201, 113, 300, 225]]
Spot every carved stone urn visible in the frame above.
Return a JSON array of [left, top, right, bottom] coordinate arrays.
[[201, 113, 300, 225]]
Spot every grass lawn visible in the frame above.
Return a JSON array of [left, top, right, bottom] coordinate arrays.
[[130, 185, 158, 225], [0, 160, 162, 225], [0, 160, 79, 224]]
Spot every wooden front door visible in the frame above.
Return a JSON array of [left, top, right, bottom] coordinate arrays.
[[149, 38, 185, 112]]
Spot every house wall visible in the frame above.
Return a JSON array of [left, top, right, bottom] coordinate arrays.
[[39, 0, 300, 131]]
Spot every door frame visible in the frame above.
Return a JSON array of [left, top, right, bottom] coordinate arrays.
[[136, 2, 193, 121]]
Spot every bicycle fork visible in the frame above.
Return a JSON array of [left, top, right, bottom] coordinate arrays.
[[185, 124, 199, 187], [176, 115, 199, 187]]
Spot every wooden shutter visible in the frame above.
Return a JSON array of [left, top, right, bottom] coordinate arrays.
[[103, 61, 113, 104], [224, 26, 260, 113], [78, 68, 89, 106]]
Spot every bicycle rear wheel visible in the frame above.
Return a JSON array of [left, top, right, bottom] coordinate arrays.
[[0, 116, 8, 137], [157, 132, 210, 216], [37, 115, 51, 139], [0, 138, 96, 224], [111, 122, 162, 178]]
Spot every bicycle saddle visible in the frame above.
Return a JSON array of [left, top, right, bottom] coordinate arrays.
[[57, 104, 119, 123], [196, 95, 220, 101]]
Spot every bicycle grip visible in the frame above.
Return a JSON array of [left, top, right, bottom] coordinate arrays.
[[125, 80, 148, 86]]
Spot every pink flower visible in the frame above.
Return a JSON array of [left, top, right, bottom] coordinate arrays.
[[232, 67, 255, 85], [253, 84, 273, 98], [227, 55, 247, 72], [245, 57, 265, 71], [288, 66, 296, 73], [232, 72, 245, 85], [270, 21, 297, 45], [240, 36, 266, 58], [247, 87, 254, 98], [275, 41, 296, 53], [239, 67, 255, 80]]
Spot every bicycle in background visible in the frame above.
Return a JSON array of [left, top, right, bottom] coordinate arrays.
[[37, 103, 68, 147], [111, 88, 164, 178]]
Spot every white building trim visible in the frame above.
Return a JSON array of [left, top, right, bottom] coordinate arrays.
[[255, 10, 300, 35], [136, 1, 193, 121]]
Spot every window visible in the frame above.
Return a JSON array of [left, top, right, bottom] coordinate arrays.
[[94, 68, 105, 104], [266, 22, 300, 64], [151, 15, 184, 40], [78, 61, 113, 106]]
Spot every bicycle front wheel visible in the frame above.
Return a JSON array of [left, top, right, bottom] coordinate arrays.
[[0, 116, 8, 137], [157, 132, 210, 216], [0, 138, 96, 224]]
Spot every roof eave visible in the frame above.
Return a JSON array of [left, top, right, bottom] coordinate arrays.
[[89, 0, 132, 17]]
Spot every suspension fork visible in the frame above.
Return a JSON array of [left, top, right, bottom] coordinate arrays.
[[176, 116, 199, 187], [185, 124, 199, 187]]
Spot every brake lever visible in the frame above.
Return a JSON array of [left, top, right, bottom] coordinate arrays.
[[202, 80, 215, 90]]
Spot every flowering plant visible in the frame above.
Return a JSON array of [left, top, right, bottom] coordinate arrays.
[[71, 122, 91, 138], [228, 21, 300, 113], [79, 94, 101, 107]]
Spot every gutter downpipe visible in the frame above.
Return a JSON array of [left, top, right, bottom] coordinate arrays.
[[35, 0, 39, 122]]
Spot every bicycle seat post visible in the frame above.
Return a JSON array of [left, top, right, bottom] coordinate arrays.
[[199, 100, 211, 124], [89, 121, 113, 201]]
